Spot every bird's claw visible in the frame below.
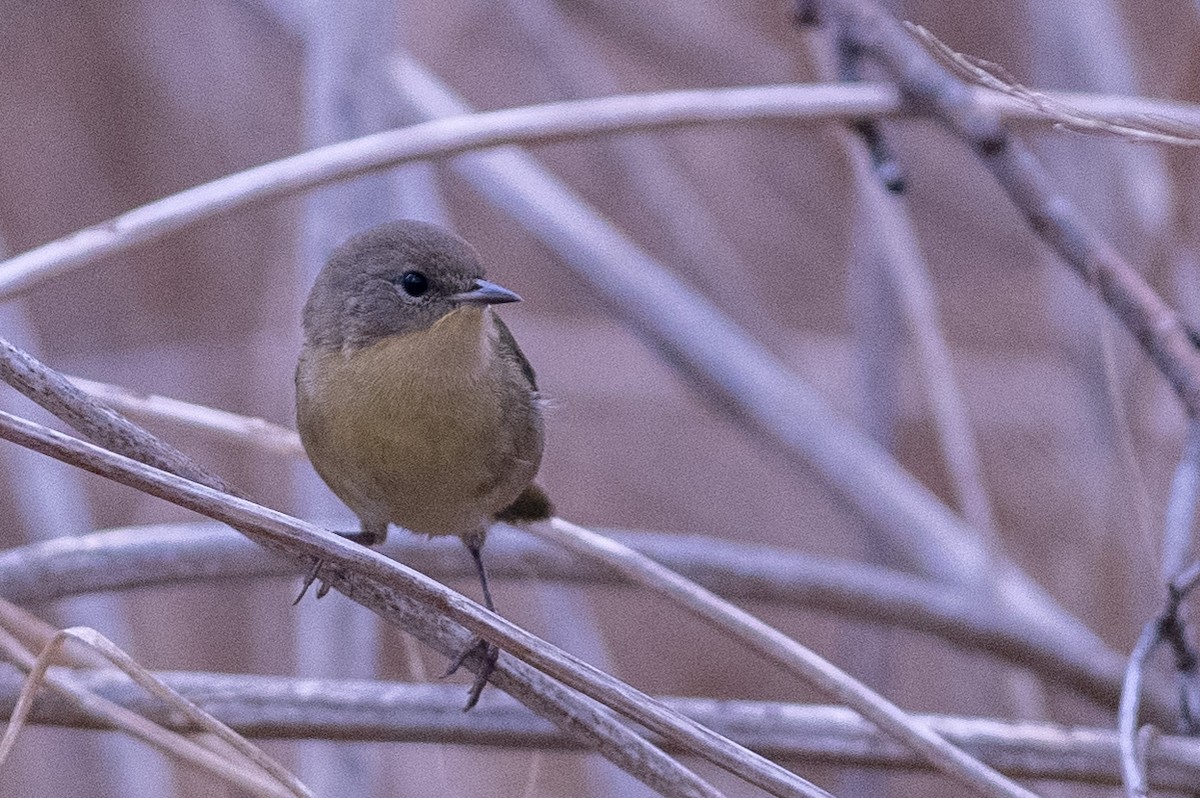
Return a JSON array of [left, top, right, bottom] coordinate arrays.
[[293, 559, 333, 604], [443, 637, 499, 711]]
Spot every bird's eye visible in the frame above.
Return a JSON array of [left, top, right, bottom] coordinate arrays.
[[398, 271, 429, 297]]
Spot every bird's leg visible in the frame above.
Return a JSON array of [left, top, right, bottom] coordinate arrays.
[[292, 559, 325, 604], [469, 539, 497, 613], [294, 520, 387, 603], [444, 533, 500, 711]]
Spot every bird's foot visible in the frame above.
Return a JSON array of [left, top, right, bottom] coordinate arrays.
[[293, 558, 334, 604], [443, 637, 499, 711], [293, 526, 384, 603]]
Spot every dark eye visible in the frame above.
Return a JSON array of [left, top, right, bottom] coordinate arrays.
[[398, 271, 429, 297]]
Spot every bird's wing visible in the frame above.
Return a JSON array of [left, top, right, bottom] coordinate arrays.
[[492, 314, 539, 392]]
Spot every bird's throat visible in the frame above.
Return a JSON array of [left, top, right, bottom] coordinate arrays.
[[354, 305, 490, 385]]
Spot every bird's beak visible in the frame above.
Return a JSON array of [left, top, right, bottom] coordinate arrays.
[[450, 279, 522, 306]]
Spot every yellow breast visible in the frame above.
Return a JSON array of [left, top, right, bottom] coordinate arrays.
[[295, 307, 540, 538]]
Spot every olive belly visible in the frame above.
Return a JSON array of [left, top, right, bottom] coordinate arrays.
[[295, 319, 542, 539]]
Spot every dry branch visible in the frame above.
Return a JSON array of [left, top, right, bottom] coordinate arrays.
[[1, 82, 1199, 301], [835, 95, 998, 540], [6, 671, 1200, 791], [0, 520, 1148, 712], [796, 0, 1200, 416], [0, 338, 848, 798], [529, 518, 1038, 798], [1120, 622, 1162, 797], [68, 376, 304, 457], [0, 622, 308, 798], [1163, 421, 1200, 582], [908, 23, 1200, 148]]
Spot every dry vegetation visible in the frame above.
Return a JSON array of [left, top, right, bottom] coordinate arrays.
[[1, 1, 1200, 797]]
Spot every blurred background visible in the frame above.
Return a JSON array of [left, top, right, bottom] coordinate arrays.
[[2, 0, 1199, 796]]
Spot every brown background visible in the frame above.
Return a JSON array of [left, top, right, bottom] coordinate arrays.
[[1, 0, 1198, 795]]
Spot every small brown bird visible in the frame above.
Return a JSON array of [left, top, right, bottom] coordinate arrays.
[[295, 220, 551, 708]]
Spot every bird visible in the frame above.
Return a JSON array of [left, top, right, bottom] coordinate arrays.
[[294, 219, 551, 709]]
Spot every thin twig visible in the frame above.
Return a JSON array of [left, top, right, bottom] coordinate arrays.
[[807, 28, 998, 543], [1119, 621, 1161, 798], [1118, 583, 1200, 798], [864, 163, 999, 539], [1160, 422, 1200, 734], [68, 375, 304, 456], [907, 23, 1200, 148], [1162, 421, 1200, 581], [2, 81, 1200, 301], [796, 1, 1200, 416], [527, 518, 1039, 798], [0, 625, 307, 798]]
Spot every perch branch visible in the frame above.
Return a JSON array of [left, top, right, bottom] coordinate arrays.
[[0, 403, 826, 798], [0, 342, 728, 798]]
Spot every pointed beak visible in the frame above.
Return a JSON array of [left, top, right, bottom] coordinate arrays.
[[450, 278, 522, 306]]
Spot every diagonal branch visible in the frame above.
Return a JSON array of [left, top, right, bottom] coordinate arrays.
[[795, 0, 1200, 415], [0, 338, 839, 798], [527, 517, 1039, 798], [0, 343, 728, 798]]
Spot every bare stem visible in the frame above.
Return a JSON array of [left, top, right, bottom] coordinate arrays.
[[0, 404, 827, 798], [1119, 621, 1160, 798], [1, 81, 1199, 301], [0, 340, 725, 798], [1162, 420, 1200, 581], [796, 0, 1200, 414], [528, 518, 1039, 798], [7, 670, 1200, 790]]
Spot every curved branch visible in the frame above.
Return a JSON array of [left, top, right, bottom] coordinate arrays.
[[0, 519, 1139, 713], [0, 81, 892, 300], [1, 80, 1199, 301]]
